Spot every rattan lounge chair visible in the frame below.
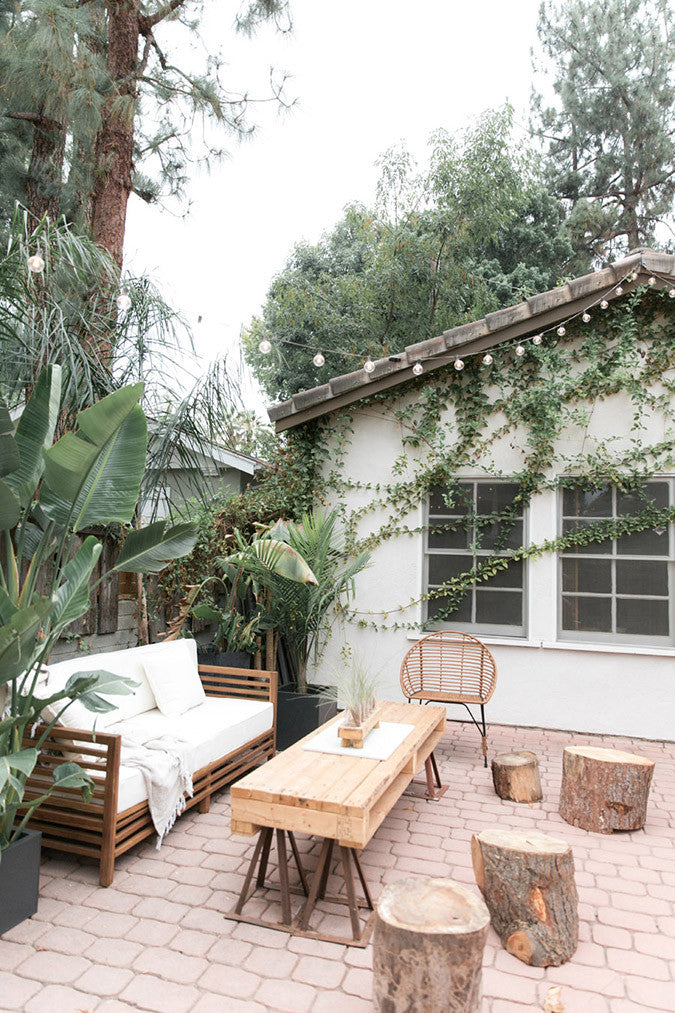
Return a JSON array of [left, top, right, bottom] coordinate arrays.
[[400, 631, 498, 767]]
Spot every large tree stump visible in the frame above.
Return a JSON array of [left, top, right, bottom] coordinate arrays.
[[373, 877, 490, 1013], [559, 746, 654, 833], [492, 750, 543, 803], [471, 829, 578, 967]]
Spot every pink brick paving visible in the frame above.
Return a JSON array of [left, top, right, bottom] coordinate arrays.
[[1, 721, 673, 1012]]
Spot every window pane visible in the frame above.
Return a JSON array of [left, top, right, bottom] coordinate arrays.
[[616, 526, 669, 556], [477, 482, 520, 515], [562, 558, 612, 594], [428, 554, 473, 586], [428, 591, 471, 624], [476, 518, 523, 551], [616, 559, 668, 597], [479, 557, 523, 589], [563, 485, 612, 517], [617, 483, 669, 515], [562, 519, 612, 554], [428, 520, 469, 550], [617, 598, 669, 637], [475, 590, 522, 626], [562, 595, 611, 632], [429, 482, 473, 514]]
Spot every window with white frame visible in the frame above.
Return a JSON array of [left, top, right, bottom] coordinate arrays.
[[559, 479, 675, 644], [425, 480, 526, 636]]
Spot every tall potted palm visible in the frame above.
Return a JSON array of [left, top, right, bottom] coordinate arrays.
[[0, 365, 197, 933], [229, 509, 370, 749]]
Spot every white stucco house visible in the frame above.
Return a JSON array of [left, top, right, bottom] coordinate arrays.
[[269, 249, 675, 742]]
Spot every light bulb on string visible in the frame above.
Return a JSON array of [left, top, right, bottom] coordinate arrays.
[[669, 288, 675, 299], [454, 358, 464, 371], [515, 344, 525, 357], [116, 291, 131, 312], [258, 338, 272, 354], [615, 286, 623, 296], [582, 312, 591, 323], [629, 270, 638, 282], [648, 276, 656, 286], [364, 358, 375, 374], [412, 361, 424, 376], [482, 353, 493, 366], [27, 254, 44, 274], [312, 352, 325, 367], [600, 299, 609, 310], [557, 325, 566, 337], [532, 334, 542, 345]]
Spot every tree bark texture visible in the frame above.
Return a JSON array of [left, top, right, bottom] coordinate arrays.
[[90, 1, 141, 268], [492, 750, 543, 803], [471, 829, 578, 967], [25, 116, 66, 223], [373, 876, 490, 1013], [559, 746, 654, 834]]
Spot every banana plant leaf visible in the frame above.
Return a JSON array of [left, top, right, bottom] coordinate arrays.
[[50, 537, 103, 631], [40, 406, 147, 530], [42, 383, 144, 503], [0, 600, 51, 688], [0, 748, 38, 795], [0, 480, 20, 530], [0, 400, 19, 477], [115, 521, 198, 573], [4, 364, 61, 508], [64, 671, 138, 713]]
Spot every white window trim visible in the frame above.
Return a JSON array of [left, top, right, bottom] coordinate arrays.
[[406, 630, 675, 658]]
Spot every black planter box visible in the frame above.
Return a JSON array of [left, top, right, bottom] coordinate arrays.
[[0, 828, 41, 936], [197, 647, 251, 669], [276, 685, 338, 752]]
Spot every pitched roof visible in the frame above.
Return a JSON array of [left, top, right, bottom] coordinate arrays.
[[268, 248, 675, 432]]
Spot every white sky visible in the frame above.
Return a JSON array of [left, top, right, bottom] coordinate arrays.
[[124, 0, 542, 416]]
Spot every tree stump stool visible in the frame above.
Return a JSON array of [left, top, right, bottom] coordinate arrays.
[[559, 746, 654, 833], [471, 829, 578, 967], [373, 877, 490, 1013], [492, 750, 543, 802]]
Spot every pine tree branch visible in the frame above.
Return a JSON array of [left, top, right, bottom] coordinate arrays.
[[139, 0, 189, 33]]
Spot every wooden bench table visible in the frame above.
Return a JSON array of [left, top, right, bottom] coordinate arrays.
[[229, 700, 446, 945]]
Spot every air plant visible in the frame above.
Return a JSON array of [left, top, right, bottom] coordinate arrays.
[[325, 653, 379, 727]]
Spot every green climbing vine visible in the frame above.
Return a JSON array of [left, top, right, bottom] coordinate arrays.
[[291, 288, 675, 633]]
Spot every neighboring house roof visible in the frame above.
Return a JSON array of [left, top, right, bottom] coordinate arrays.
[[147, 430, 261, 476], [268, 248, 675, 433]]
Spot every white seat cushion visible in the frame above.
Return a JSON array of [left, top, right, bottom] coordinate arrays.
[[41, 640, 201, 731], [111, 696, 274, 813], [142, 639, 205, 717]]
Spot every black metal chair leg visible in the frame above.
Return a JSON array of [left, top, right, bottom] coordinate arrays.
[[480, 703, 488, 768]]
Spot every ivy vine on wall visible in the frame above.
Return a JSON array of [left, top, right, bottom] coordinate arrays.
[[294, 289, 675, 632]]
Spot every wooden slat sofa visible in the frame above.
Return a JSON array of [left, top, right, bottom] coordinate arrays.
[[21, 642, 277, 886]]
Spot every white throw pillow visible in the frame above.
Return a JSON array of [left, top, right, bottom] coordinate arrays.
[[142, 639, 206, 717]]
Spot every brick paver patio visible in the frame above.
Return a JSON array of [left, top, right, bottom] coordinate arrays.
[[1, 721, 673, 1012]]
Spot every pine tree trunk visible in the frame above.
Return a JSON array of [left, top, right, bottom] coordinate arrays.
[[25, 116, 65, 223], [90, 1, 141, 268]]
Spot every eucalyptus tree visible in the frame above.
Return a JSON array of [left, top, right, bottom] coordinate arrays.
[[532, 0, 675, 256], [244, 108, 573, 402], [0, 0, 292, 264]]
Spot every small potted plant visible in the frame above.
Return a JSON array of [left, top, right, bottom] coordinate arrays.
[[324, 654, 380, 749]]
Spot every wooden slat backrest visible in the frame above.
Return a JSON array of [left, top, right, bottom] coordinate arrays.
[[400, 631, 497, 704]]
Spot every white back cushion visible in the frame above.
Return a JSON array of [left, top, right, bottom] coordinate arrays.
[[142, 639, 205, 717]]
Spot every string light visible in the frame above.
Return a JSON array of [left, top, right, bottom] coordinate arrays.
[[532, 334, 542, 345], [116, 290, 131, 312], [669, 288, 675, 299], [582, 312, 591, 323], [412, 362, 424, 376], [615, 286, 623, 296], [515, 344, 525, 357], [259, 338, 272, 354], [364, 358, 375, 373], [557, 325, 566, 337], [629, 270, 639, 282], [454, 358, 464, 371], [600, 299, 609, 310], [27, 254, 44, 273], [648, 276, 657, 286], [312, 352, 325, 367], [482, 353, 493, 366]]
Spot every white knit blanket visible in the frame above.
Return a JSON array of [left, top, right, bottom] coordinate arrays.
[[121, 735, 194, 847]]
